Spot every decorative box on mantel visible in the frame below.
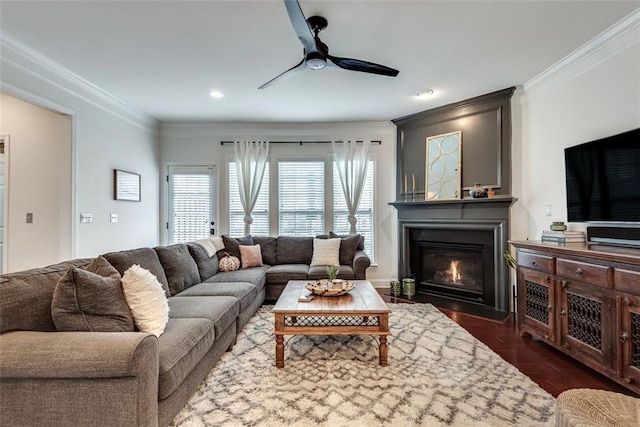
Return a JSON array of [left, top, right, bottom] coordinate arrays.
[[389, 196, 517, 319]]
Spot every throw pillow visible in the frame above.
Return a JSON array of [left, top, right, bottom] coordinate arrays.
[[329, 232, 362, 265], [121, 264, 170, 337], [51, 256, 134, 332], [222, 234, 254, 259], [252, 236, 277, 265], [239, 244, 263, 268], [310, 238, 341, 267], [154, 244, 200, 296], [329, 231, 365, 250]]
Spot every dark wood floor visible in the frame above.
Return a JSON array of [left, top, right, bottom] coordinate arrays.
[[380, 292, 636, 398]]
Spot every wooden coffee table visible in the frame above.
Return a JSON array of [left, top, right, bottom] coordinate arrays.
[[273, 280, 391, 368]]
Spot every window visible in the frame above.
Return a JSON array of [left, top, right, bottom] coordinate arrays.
[[278, 161, 324, 236], [225, 156, 376, 260], [228, 162, 270, 236], [333, 161, 375, 261], [168, 166, 216, 243]]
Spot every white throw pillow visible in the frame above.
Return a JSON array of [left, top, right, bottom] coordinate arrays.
[[310, 238, 341, 267], [121, 264, 170, 337]]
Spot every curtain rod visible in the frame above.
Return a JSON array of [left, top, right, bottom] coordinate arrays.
[[219, 140, 382, 146]]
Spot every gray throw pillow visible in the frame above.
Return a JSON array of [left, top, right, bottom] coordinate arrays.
[[51, 256, 134, 332], [154, 244, 200, 295], [329, 232, 363, 265], [253, 236, 277, 265], [222, 234, 254, 259]]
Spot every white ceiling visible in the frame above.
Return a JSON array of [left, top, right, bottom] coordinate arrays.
[[1, 1, 638, 122]]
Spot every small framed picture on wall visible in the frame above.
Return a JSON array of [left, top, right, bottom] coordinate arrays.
[[114, 169, 141, 202]]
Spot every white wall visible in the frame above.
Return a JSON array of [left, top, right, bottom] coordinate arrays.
[[160, 122, 398, 287], [0, 93, 72, 271], [513, 11, 640, 240], [1, 34, 160, 265]]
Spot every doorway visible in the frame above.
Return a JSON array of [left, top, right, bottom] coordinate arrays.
[[167, 165, 218, 244]]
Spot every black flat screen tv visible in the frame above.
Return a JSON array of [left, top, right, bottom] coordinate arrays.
[[565, 128, 640, 223]]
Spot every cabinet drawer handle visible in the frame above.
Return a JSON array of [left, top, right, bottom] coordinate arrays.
[[560, 309, 566, 318], [575, 267, 583, 277], [620, 332, 629, 343], [560, 280, 568, 288], [544, 275, 550, 282], [530, 260, 537, 267], [547, 305, 552, 313], [622, 296, 635, 307]]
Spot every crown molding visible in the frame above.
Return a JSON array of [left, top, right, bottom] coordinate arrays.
[[159, 121, 396, 140], [0, 31, 158, 132], [521, 8, 640, 104]]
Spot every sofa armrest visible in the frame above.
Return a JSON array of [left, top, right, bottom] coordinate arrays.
[[353, 250, 371, 280], [0, 331, 159, 427], [0, 331, 157, 378]]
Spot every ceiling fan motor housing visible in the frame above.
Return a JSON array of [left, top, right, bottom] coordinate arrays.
[[305, 52, 326, 70]]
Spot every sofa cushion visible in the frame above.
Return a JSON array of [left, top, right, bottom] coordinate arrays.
[[266, 264, 309, 285], [328, 232, 362, 266], [177, 282, 259, 312], [276, 236, 313, 265], [51, 256, 134, 332], [0, 259, 93, 334], [157, 318, 215, 400], [221, 234, 254, 259], [187, 242, 219, 281], [310, 238, 341, 267], [103, 247, 171, 297], [252, 236, 276, 265], [168, 296, 239, 337], [154, 244, 200, 296], [308, 265, 356, 281], [206, 266, 267, 288], [121, 265, 170, 337], [239, 244, 263, 268]]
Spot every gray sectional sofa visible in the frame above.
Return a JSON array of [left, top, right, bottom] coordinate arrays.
[[0, 234, 370, 427]]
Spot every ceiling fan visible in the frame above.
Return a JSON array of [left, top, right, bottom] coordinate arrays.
[[258, 0, 399, 89]]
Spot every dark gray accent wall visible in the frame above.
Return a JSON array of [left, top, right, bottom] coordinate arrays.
[[393, 87, 516, 199]]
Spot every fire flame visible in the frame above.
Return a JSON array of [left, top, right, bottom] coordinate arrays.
[[450, 261, 461, 282]]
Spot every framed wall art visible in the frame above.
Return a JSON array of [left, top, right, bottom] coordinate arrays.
[[114, 169, 141, 202]]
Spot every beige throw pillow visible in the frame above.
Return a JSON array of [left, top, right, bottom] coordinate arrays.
[[239, 244, 263, 268], [121, 264, 169, 337], [310, 238, 341, 267]]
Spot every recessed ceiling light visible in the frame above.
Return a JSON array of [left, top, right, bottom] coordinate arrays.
[[414, 88, 434, 98], [210, 90, 224, 98]]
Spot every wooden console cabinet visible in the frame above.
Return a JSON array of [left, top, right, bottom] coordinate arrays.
[[511, 241, 640, 394]]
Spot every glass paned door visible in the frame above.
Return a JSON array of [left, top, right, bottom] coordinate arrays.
[[168, 166, 217, 243]]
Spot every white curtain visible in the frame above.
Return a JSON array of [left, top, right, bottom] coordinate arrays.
[[332, 140, 371, 235], [234, 141, 269, 235]]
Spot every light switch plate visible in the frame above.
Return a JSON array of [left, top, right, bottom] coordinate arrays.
[[26, 213, 33, 223], [110, 213, 118, 223], [545, 205, 552, 217], [80, 213, 93, 223]]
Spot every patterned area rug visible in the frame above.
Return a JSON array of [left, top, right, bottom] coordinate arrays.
[[171, 304, 555, 426]]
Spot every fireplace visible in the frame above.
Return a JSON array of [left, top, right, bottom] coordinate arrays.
[[410, 227, 496, 308], [420, 242, 485, 300], [391, 197, 515, 319]]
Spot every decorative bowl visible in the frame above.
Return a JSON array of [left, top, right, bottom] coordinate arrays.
[[305, 280, 356, 297]]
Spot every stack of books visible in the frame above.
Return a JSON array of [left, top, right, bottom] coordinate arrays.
[[541, 230, 586, 245]]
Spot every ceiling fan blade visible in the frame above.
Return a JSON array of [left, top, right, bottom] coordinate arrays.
[[258, 58, 306, 89], [327, 55, 399, 77], [284, 0, 317, 54]]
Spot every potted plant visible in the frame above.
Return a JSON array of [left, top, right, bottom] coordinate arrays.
[[326, 265, 339, 282]]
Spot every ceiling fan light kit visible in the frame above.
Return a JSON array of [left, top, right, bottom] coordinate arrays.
[[259, 0, 399, 89]]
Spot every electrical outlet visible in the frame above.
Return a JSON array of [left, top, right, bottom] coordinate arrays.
[[110, 213, 118, 223], [80, 213, 93, 223], [545, 205, 552, 217], [26, 213, 33, 223]]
